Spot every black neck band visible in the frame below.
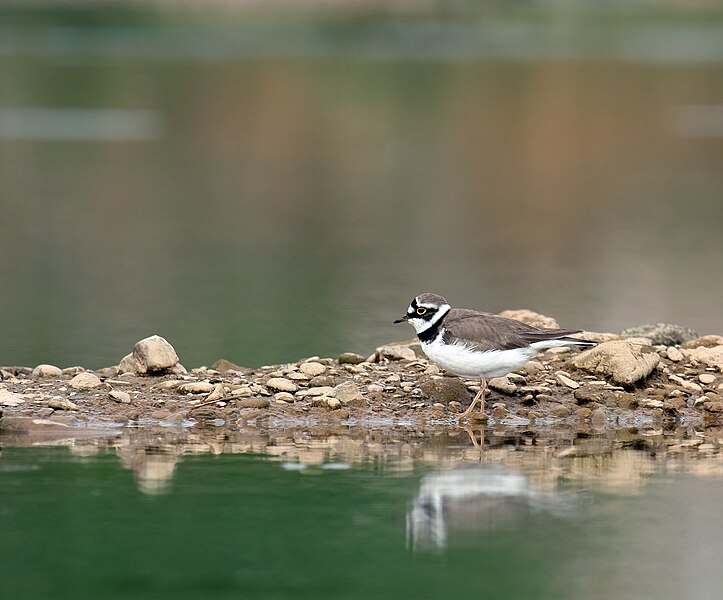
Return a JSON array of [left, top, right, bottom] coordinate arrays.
[[417, 313, 445, 343]]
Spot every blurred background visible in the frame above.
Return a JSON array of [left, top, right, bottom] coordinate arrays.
[[0, 0, 721, 369]]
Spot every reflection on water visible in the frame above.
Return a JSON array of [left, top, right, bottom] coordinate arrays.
[[407, 465, 569, 550], [2, 424, 723, 599]]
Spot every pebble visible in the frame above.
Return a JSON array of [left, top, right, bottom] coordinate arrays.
[[109, 390, 132, 404], [492, 403, 507, 418], [48, 398, 79, 411], [338, 352, 364, 365], [274, 392, 296, 403], [666, 347, 685, 362], [68, 372, 102, 390], [288, 372, 311, 381], [119, 335, 180, 375], [178, 381, 215, 394], [334, 382, 366, 407], [32, 364, 63, 378], [326, 398, 342, 410], [551, 404, 572, 418], [299, 362, 326, 377], [301, 386, 334, 397], [309, 375, 335, 387], [0, 389, 25, 406], [555, 372, 580, 389], [266, 378, 298, 393], [699, 373, 716, 385], [488, 376, 516, 395]]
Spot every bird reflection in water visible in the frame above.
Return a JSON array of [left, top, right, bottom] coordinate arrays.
[[407, 432, 570, 550]]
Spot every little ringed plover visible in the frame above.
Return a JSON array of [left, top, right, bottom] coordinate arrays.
[[394, 293, 596, 420]]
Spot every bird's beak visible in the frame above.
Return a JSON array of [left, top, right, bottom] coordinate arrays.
[[393, 315, 409, 324]]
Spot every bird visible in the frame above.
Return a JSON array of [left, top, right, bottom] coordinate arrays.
[[394, 293, 596, 420]]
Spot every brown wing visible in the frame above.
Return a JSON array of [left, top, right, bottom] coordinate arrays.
[[441, 309, 582, 352]]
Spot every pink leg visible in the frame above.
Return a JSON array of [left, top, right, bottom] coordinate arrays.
[[459, 378, 487, 420]]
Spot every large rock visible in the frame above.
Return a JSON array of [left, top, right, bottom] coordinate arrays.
[[571, 340, 660, 386], [68, 372, 102, 390], [685, 345, 723, 371], [498, 309, 559, 329], [621, 323, 699, 346], [32, 364, 63, 379], [119, 335, 181, 375]]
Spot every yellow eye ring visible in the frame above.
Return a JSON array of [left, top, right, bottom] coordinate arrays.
[[416, 307, 427, 316]]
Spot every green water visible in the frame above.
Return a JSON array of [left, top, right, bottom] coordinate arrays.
[[2, 429, 723, 599]]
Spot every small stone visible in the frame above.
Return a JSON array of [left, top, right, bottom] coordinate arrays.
[[301, 386, 334, 397], [0, 388, 26, 406], [274, 392, 296, 403], [612, 391, 638, 409], [288, 372, 311, 381], [373, 345, 416, 362], [591, 408, 607, 423], [338, 352, 365, 365], [682, 335, 723, 349], [666, 347, 685, 362], [334, 382, 366, 407], [236, 398, 270, 409], [178, 381, 215, 394], [420, 378, 470, 405], [212, 359, 244, 373], [308, 375, 335, 387], [326, 398, 342, 410], [32, 364, 63, 378], [551, 404, 572, 418], [664, 397, 686, 411], [109, 390, 131, 404], [699, 373, 716, 385], [48, 398, 78, 411], [205, 384, 226, 402], [576, 407, 592, 419], [266, 378, 298, 393], [524, 361, 544, 376], [535, 394, 555, 403], [299, 362, 326, 376], [488, 376, 516, 395], [68, 372, 102, 390], [492, 404, 507, 418], [555, 372, 580, 389], [36, 407, 54, 418], [640, 399, 664, 409]]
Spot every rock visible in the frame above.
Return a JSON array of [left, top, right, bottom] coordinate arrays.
[[612, 391, 638, 409], [419, 378, 469, 405], [666, 347, 685, 362], [334, 382, 366, 407], [47, 398, 78, 411], [326, 398, 342, 410], [274, 392, 296, 403], [205, 384, 226, 402], [574, 389, 601, 405], [0, 389, 25, 406], [299, 362, 326, 377], [338, 352, 364, 365], [685, 346, 723, 371], [236, 398, 270, 409], [576, 407, 592, 419], [32, 364, 63, 378], [109, 390, 132, 404], [95, 366, 119, 378], [178, 381, 214, 394], [571, 340, 660, 386], [68, 372, 102, 390], [266, 378, 298, 393], [621, 323, 699, 346], [498, 309, 559, 329], [119, 335, 180, 375], [212, 359, 244, 373], [551, 404, 572, 418], [488, 376, 516, 395], [372, 345, 416, 362], [309, 375, 335, 387], [555, 372, 579, 389], [699, 373, 717, 385], [682, 335, 723, 349]]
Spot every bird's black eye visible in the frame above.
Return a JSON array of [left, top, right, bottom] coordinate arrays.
[[416, 307, 427, 316]]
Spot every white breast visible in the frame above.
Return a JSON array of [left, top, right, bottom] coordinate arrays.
[[421, 337, 537, 379]]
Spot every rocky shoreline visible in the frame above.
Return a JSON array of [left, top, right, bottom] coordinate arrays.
[[1, 311, 723, 438]]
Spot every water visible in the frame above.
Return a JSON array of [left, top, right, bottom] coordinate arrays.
[[1, 426, 722, 599], [1, 8, 722, 370]]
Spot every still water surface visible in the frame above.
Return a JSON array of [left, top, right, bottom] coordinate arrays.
[[2, 425, 722, 599]]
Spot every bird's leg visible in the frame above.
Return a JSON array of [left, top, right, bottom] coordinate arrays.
[[459, 378, 487, 420]]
